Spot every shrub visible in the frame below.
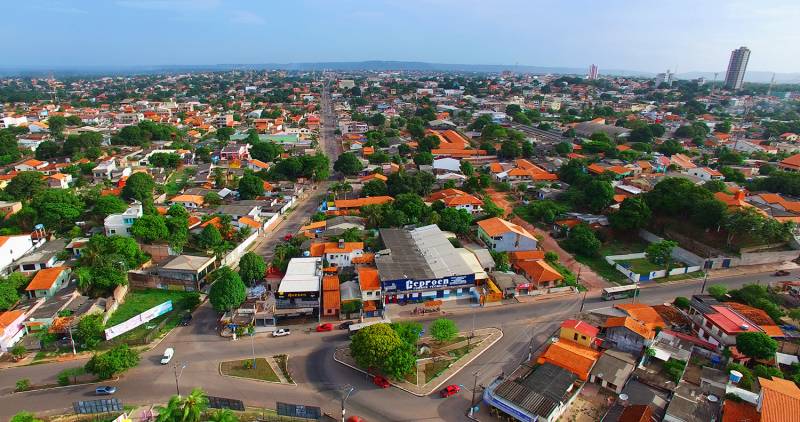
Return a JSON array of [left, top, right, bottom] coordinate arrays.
[[15, 378, 31, 392], [673, 297, 690, 310]]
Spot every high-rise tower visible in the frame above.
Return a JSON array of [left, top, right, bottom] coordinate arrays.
[[724, 46, 750, 90]]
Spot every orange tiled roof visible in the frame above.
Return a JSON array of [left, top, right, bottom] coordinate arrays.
[[605, 316, 655, 340], [514, 260, 563, 285], [780, 153, 800, 169], [26, 267, 67, 291], [721, 400, 760, 422], [759, 377, 800, 422], [238, 216, 262, 230], [334, 196, 393, 209], [477, 217, 535, 239], [358, 267, 380, 291], [323, 290, 340, 310], [322, 275, 339, 291], [351, 253, 374, 264], [170, 194, 204, 205], [508, 250, 545, 262], [536, 340, 600, 380], [615, 303, 665, 329], [0, 310, 24, 328]]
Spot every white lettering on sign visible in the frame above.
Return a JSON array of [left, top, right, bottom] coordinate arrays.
[[403, 275, 469, 291]]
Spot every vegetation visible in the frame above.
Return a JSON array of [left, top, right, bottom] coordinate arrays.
[[429, 318, 459, 343], [208, 267, 247, 312], [84, 344, 140, 379]]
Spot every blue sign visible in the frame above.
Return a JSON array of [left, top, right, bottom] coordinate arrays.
[[382, 274, 475, 293]]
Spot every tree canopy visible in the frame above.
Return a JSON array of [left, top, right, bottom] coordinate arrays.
[[208, 267, 247, 312]]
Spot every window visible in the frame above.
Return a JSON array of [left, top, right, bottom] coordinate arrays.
[[573, 333, 579, 341], [23, 264, 36, 271], [581, 335, 587, 340]]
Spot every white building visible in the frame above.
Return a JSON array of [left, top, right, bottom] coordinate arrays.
[[686, 167, 724, 182], [104, 203, 143, 236], [0, 116, 28, 129], [0, 235, 35, 275], [93, 159, 118, 180]]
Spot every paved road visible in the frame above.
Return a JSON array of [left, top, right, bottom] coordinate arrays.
[[319, 81, 342, 167], [1, 270, 793, 420]]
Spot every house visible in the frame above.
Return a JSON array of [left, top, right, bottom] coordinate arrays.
[[14, 159, 48, 172], [220, 144, 250, 161], [477, 217, 538, 252], [15, 239, 68, 272], [46, 173, 72, 189], [427, 188, 483, 215], [757, 376, 800, 422], [670, 153, 697, 170], [25, 267, 71, 299], [0, 310, 26, 352], [214, 204, 260, 222], [358, 267, 381, 306], [0, 235, 35, 275], [604, 316, 656, 354], [309, 240, 364, 267], [104, 202, 143, 236], [483, 363, 579, 422], [589, 350, 637, 394], [0, 201, 22, 218], [128, 254, 216, 291], [169, 194, 204, 209], [321, 275, 340, 317], [687, 167, 724, 181], [513, 259, 563, 289], [246, 159, 270, 172], [331, 196, 393, 214], [93, 159, 118, 181], [778, 153, 800, 172], [537, 339, 601, 381], [686, 295, 779, 349], [559, 319, 599, 348]]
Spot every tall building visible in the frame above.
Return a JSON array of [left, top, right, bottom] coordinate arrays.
[[655, 70, 674, 87], [724, 46, 750, 90], [587, 64, 598, 80]]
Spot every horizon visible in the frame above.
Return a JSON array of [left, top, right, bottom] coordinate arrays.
[[2, 0, 799, 74]]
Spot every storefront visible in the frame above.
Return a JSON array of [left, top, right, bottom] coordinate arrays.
[[382, 274, 476, 304]]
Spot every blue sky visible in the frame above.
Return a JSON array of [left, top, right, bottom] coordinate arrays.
[[3, 0, 799, 73]]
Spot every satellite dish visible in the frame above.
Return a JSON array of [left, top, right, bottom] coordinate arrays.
[[708, 395, 719, 403], [619, 394, 629, 401]]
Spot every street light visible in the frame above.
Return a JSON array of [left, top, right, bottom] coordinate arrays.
[[173, 361, 187, 396], [341, 385, 354, 422], [468, 371, 479, 417]]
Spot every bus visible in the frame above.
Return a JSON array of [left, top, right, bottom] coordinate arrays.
[[601, 284, 639, 301], [348, 318, 392, 336]]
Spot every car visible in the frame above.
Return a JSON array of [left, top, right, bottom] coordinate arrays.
[[774, 270, 790, 276], [283, 233, 293, 241], [338, 321, 354, 330], [95, 386, 117, 395], [160, 347, 175, 365], [439, 384, 460, 398], [179, 313, 192, 326], [316, 323, 334, 332], [372, 375, 390, 389], [272, 328, 291, 337]]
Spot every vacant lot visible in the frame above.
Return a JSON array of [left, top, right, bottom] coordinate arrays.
[[106, 289, 199, 327]]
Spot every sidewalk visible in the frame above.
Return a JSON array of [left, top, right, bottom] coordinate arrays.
[[639, 261, 800, 291]]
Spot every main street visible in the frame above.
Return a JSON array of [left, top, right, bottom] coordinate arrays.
[[0, 270, 793, 421]]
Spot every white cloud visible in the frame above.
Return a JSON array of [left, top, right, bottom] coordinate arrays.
[[229, 10, 265, 25]]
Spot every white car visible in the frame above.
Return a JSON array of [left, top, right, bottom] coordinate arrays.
[[272, 329, 291, 337], [160, 347, 174, 365]]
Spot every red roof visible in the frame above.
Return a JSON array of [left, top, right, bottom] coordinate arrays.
[[707, 305, 760, 334], [561, 319, 599, 338]]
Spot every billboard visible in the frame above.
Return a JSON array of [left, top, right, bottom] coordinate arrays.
[[104, 300, 173, 340], [382, 274, 475, 293]]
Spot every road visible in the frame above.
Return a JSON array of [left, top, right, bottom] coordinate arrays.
[[1, 270, 793, 421], [319, 80, 342, 167]]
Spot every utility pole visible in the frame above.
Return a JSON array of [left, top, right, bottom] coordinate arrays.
[[173, 362, 187, 397], [579, 289, 588, 313], [68, 323, 76, 355], [250, 328, 256, 369], [468, 371, 479, 417], [341, 385, 354, 422]]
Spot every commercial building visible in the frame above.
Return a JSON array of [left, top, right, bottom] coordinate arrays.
[[376, 225, 477, 304], [724, 46, 750, 90], [483, 362, 579, 422], [276, 257, 323, 319]]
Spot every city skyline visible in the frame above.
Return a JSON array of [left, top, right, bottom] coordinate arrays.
[[1, 0, 799, 74]]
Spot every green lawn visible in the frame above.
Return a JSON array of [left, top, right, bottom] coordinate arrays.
[[616, 258, 664, 274], [567, 238, 650, 285], [106, 289, 199, 327], [220, 358, 280, 382], [424, 359, 452, 383]]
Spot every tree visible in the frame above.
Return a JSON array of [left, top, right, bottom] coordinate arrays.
[[482, 198, 504, 218], [707, 284, 728, 300], [417, 135, 440, 152], [208, 267, 246, 312], [673, 297, 690, 309], [149, 153, 181, 168], [716, 121, 732, 133], [0, 280, 21, 311], [156, 388, 209, 422], [391, 321, 423, 346], [84, 344, 140, 379], [460, 161, 474, 177], [610, 197, 651, 232], [362, 179, 387, 197], [207, 409, 239, 422], [333, 152, 363, 175], [726, 363, 754, 390], [736, 332, 778, 360], [238, 252, 266, 286], [438, 208, 472, 235], [582, 180, 614, 213], [429, 318, 458, 343], [350, 323, 414, 379], [271, 243, 300, 273], [722, 207, 765, 247], [31, 189, 84, 230], [499, 140, 521, 159], [197, 225, 224, 251], [237, 173, 264, 200], [35, 141, 61, 160], [413, 152, 433, 166], [48, 116, 67, 137], [753, 364, 783, 380], [5, 171, 46, 200], [216, 127, 234, 142], [203, 192, 222, 207], [563, 224, 600, 256], [646, 240, 678, 270], [75, 314, 105, 349], [369, 113, 386, 127], [92, 195, 127, 218], [555, 142, 573, 154], [121, 172, 155, 203], [131, 214, 169, 244], [250, 141, 282, 163]]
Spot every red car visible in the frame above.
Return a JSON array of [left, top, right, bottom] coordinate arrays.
[[440, 384, 460, 398], [316, 323, 334, 332], [283, 233, 293, 241], [372, 375, 390, 388]]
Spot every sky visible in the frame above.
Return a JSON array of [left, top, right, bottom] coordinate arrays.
[[2, 0, 799, 73]]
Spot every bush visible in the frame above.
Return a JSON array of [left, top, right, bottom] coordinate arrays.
[[753, 364, 783, 380], [663, 359, 686, 383], [430, 318, 458, 343], [84, 345, 140, 379], [727, 363, 754, 390], [15, 378, 31, 392], [673, 297, 690, 310]]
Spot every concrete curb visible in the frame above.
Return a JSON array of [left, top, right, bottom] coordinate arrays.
[[333, 327, 504, 397], [8, 376, 120, 395], [217, 359, 296, 386]]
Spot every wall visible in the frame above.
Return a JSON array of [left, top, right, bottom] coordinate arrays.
[[221, 230, 260, 268], [102, 284, 129, 325]]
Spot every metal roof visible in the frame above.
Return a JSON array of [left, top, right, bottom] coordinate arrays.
[[375, 225, 474, 282]]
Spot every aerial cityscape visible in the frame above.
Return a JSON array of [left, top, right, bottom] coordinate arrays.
[[0, 2, 799, 422]]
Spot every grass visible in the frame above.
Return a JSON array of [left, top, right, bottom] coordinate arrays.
[[105, 289, 199, 327], [164, 167, 195, 196], [273, 354, 293, 383], [220, 358, 280, 382], [569, 238, 651, 285], [616, 258, 664, 274], [424, 359, 452, 383]]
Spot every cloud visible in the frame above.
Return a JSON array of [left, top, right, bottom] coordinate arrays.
[[229, 10, 265, 25]]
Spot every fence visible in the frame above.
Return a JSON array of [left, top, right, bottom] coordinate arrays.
[[220, 229, 260, 268], [102, 285, 129, 325], [605, 252, 701, 283]]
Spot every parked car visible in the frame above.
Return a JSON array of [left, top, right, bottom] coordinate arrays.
[[283, 233, 293, 241], [774, 270, 790, 276], [272, 329, 291, 337], [95, 386, 117, 395], [439, 385, 460, 398], [338, 321, 354, 330], [316, 323, 334, 332], [160, 347, 175, 365], [372, 375, 390, 389], [346, 417, 365, 422], [179, 313, 192, 326]]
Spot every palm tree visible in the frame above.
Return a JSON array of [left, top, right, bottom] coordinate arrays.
[[155, 388, 209, 422], [207, 409, 239, 422]]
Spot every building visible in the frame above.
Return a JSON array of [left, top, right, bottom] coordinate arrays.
[[309, 240, 364, 267], [604, 316, 656, 354], [589, 350, 636, 394], [686, 295, 781, 349], [559, 319, 599, 348], [321, 275, 340, 317], [0, 201, 22, 218], [0, 310, 26, 352], [758, 376, 800, 422], [778, 153, 800, 172], [129, 254, 216, 291], [25, 267, 71, 299], [93, 160, 118, 181], [588, 64, 599, 80], [0, 235, 35, 275], [276, 257, 322, 319], [104, 202, 143, 236], [477, 217, 538, 252], [427, 188, 483, 215], [483, 363, 579, 422], [15, 239, 67, 272], [724, 46, 751, 90], [537, 340, 601, 381], [358, 267, 382, 315], [376, 225, 477, 304], [686, 167, 724, 182], [169, 194, 204, 209]]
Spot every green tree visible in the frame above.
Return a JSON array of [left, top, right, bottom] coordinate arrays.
[[722, 207, 765, 247], [646, 240, 678, 270], [417, 135, 440, 152], [610, 197, 651, 232], [753, 364, 783, 380], [707, 284, 728, 300], [369, 113, 386, 127], [555, 142, 573, 154], [0, 281, 21, 311], [438, 207, 472, 235], [429, 318, 458, 343], [482, 198, 504, 218], [84, 344, 140, 379], [390, 321, 423, 346], [203, 192, 222, 207], [250, 141, 282, 163], [362, 179, 387, 197], [10, 412, 42, 422], [736, 332, 778, 360], [563, 224, 601, 256], [238, 252, 266, 286], [208, 267, 247, 312], [499, 140, 521, 159], [92, 195, 128, 218], [75, 314, 105, 349], [333, 152, 364, 175], [31, 189, 84, 230], [121, 172, 155, 203], [131, 214, 169, 244], [582, 180, 615, 213], [5, 171, 46, 200], [167, 203, 190, 219], [156, 388, 209, 422], [350, 323, 413, 379], [35, 141, 61, 160], [197, 225, 224, 251], [413, 152, 433, 166], [271, 243, 300, 273], [237, 173, 264, 200], [726, 363, 754, 390], [149, 153, 181, 168], [673, 297, 690, 309], [48, 116, 67, 137]]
